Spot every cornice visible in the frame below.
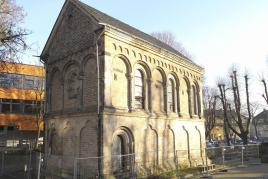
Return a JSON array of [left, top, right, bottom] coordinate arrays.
[[103, 26, 204, 75]]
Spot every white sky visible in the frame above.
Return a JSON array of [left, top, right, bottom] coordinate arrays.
[[17, 0, 268, 108]]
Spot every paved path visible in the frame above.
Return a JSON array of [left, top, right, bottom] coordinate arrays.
[[210, 163, 268, 178]]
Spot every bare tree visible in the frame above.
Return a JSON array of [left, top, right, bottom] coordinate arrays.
[[33, 78, 45, 150], [203, 86, 218, 141], [0, 0, 30, 66], [151, 31, 192, 59], [261, 79, 268, 105], [218, 70, 252, 145], [250, 102, 262, 140], [217, 84, 231, 145]]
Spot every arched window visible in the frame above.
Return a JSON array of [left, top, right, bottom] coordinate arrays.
[[167, 79, 175, 112], [112, 128, 134, 174], [112, 135, 125, 172], [134, 69, 144, 109]]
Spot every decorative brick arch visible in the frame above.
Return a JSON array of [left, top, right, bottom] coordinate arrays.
[[62, 59, 81, 78], [81, 53, 95, 74], [183, 76, 192, 117], [81, 54, 98, 108], [133, 61, 152, 111], [49, 67, 63, 112], [62, 60, 82, 110], [134, 60, 151, 79], [167, 72, 181, 114], [145, 124, 158, 167], [113, 54, 132, 74], [152, 67, 167, 113], [111, 54, 132, 110], [193, 80, 201, 118], [162, 125, 175, 169]]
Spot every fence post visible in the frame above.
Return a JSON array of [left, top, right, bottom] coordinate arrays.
[[131, 153, 136, 179], [175, 151, 180, 179], [257, 144, 260, 158], [37, 152, 41, 179], [1, 151, 4, 176], [241, 146, 245, 166], [28, 148, 32, 179], [222, 147, 225, 167], [73, 158, 77, 179], [205, 148, 209, 175]]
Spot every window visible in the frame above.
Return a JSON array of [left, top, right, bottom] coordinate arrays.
[[24, 100, 34, 114], [0, 73, 44, 90], [0, 73, 11, 88], [7, 126, 14, 131], [11, 74, 23, 88], [23, 76, 35, 89], [167, 79, 175, 112], [1, 99, 11, 113], [0, 98, 42, 114], [6, 140, 19, 147], [0, 126, 4, 134], [134, 69, 144, 109], [11, 99, 22, 113]]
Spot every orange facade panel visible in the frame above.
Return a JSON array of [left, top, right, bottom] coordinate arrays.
[[0, 113, 44, 131], [0, 62, 45, 132], [0, 88, 45, 100], [0, 62, 45, 77]]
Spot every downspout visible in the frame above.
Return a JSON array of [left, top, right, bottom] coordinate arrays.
[[96, 24, 105, 177]]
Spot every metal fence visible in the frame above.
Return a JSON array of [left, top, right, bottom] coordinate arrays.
[[74, 153, 136, 179], [205, 144, 260, 170], [39, 144, 260, 178], [0, 147, 43, 179], [1, 144, 257, 178], [73, 144, 260, 178]]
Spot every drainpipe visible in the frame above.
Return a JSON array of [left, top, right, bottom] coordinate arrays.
[[95, 24, 105, 177]]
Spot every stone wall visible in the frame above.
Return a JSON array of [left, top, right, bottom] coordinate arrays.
[[44, 2, 101, 177]]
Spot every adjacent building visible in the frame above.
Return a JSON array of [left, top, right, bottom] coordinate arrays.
[[250, 109, 268, 141], [207, 109, 248, 143], [0, 62, 45, 147], [41, 0, 205, 178]]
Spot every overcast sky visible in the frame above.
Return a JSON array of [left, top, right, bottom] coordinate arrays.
[[17, 0, 268, 105]]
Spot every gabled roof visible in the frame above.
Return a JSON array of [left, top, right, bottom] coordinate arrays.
[[42, 0, 197, 66], [74, 0, 193, 62], [254, 109, 268, 120]]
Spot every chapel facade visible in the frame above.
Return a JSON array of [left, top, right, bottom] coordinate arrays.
[[41, 0, 205, 178]]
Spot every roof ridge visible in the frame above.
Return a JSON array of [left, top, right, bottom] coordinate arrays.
[[74, 0, 194, 63]]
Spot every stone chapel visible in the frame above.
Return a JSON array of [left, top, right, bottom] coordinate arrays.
[[41, 0, 205, 178]]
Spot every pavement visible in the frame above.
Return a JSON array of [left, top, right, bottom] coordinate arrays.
[[208, 163, 268, 179]]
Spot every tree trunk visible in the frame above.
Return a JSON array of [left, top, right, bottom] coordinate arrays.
[[253, 121, 259, 140], [242, 133, 248, 145]]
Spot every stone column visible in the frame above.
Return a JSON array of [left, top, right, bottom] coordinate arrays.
[[197, 89, 201, 118], [79, 72, 84, 110], [176, 85, 181, 116], [163, 82, 167, 114], [187, 89, 192, 118], [61, 77, 64, 113], [147, 78, 152, 112], [127, 74, 133, 112]]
